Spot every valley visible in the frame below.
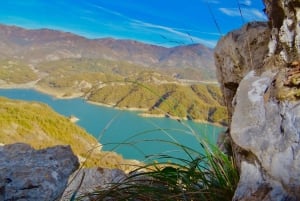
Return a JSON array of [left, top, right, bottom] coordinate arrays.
[[0, 24, 227, 125]]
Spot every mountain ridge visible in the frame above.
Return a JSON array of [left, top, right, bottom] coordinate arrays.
[[0, 23, 215, 81]]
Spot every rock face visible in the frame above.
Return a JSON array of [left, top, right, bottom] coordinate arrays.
[[0, 143, 79, 201], [215, 21, 270, 117], [215, 0, 300, 200], [231, 71, 300, 200], [264, 0, 300, 61], [61, 168, 126, 200]]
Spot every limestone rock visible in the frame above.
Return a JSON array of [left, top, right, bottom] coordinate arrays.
[[0, 143, 79, 201], [61, 168, 127, 200], [231, 71, 300, 200], [233, 161, 271, 201], [214, 22, 270, 116], [214, 0, 300, 200], [264, 0, 300, 61]]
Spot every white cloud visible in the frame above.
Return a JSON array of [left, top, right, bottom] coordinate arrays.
[[88, 4, 128, 19], [86, 3, 219, 47], [219, 8, 240, 16], [203, 0, 220, 4], [219, 8, 267, 21], [83, 3, 219, 47], [131, 20, 218, 47], [240, 0, 251, 6]]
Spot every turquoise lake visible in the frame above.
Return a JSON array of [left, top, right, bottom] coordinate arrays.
[[0, 89, 224, 162]]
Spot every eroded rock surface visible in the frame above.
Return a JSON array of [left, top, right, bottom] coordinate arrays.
[[215, 0, 300, 200], [231, 71, 300, 200], [0, 143, 79, 201], [61, 168, 127, 200], [214, 22, 270, 116]]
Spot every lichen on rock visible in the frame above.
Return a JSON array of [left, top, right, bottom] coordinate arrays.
[[0, 143, 79, 201], [215, 0, 300, 200]]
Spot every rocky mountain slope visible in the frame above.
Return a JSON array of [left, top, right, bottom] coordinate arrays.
[[215, 0, 300, 200], [0, 24, 215, 81]]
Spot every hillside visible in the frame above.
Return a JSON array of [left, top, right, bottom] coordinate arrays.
[[0, 24, 215, 81], [0, 24, 227, 125], [0, 96, 139, 170], [87, 82, 227, 124]]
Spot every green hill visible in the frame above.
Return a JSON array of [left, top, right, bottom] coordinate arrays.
[[0, 97, 139, 170], [0, 57, 228, 125], [88, 82, 227, 125]]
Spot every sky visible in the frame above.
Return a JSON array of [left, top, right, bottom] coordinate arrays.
[[0, 0, 267, 48]]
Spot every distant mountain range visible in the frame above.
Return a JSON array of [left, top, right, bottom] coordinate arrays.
[[0, 24, 215, 80]]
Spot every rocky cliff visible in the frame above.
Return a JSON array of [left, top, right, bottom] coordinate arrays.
[[215, 0, 300, 200], [0, 143, 79, 201]]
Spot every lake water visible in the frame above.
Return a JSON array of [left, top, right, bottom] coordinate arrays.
[[0, 89, 224, 162]]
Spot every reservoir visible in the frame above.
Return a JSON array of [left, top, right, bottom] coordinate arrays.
[[0, 89, 224, 162]]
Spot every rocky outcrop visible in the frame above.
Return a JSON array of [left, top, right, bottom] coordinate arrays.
[[61, 168, 126, 200], [264, 0, 300, 61], [0, 143, 79, 201], [215, 0, 300, 200], [231, 71, 300, 200], [0, 143, 129, 201], [214, 21, 270, 117]]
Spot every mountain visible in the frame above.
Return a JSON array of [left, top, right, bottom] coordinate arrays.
[[0, 24, 215, 80], [0, 24, 227, 124]]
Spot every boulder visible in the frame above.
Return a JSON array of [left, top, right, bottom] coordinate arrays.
[[61, 167, 127, 200], [214, 21, 270, 117], [0, 143, 79, 201], [231, 71, 300, 200]]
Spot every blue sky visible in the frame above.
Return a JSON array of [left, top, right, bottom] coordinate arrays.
[[0, 0, 267, 47]]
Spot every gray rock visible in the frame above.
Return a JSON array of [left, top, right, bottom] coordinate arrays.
[[61, 168, 127, 200], [214, 21, 270, 116], [214, 0, 300, 200], [0, 143, 79, 201], [231, 71, 300, 200]]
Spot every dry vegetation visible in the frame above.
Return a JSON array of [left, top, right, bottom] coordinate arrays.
[[0, 97, 139, 171], [0, 60, 38, 83], [0, 58, 228, 125]]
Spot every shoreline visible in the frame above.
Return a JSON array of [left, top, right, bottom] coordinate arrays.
[[33, 85, 84, 99], [0, 83, 225, 127], [86, 100, 149, 112], [86, 100, 224, 127]]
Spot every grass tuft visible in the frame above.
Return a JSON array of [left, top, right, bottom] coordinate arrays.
[[72, 78, 237, 201], [78, 137, 239, 201]]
